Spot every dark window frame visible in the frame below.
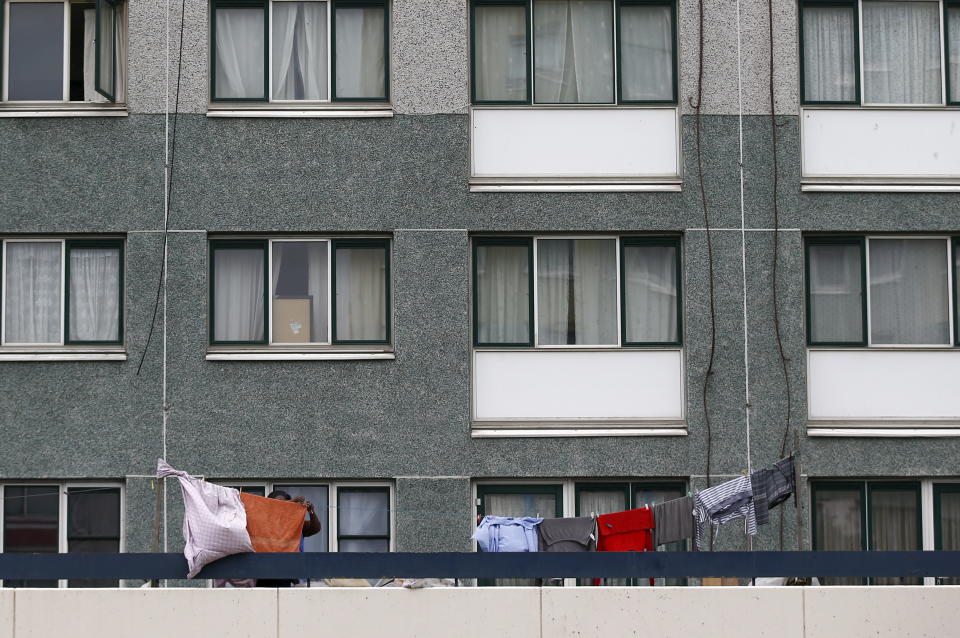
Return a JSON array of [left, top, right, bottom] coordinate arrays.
[[469, 0, 678, 105], [209, 0, 390, 103], [331, 237, 391, 345], [934, 482, 960, 551], [208, 238, 270, 345], [63, 238, 125, 346], [94, 0, 119, 101], [799, 0, 956, 106], [472, 235, 683, 349], [804, 235, 867, 347]]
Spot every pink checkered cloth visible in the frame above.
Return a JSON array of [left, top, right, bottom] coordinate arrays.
[[156, 459, 254, 578]]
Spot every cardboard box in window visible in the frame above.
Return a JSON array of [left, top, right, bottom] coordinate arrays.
[[273, 297, 312, 343], [701, 577, 741, 587]]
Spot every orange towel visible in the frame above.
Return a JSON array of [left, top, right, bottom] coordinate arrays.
[[239, 492, 306, 553]]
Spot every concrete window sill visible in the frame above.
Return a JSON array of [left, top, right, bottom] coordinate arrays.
[[206, 107, 393, 119], [0, 106, 128, 118], [471, 426, 688, 438], [206, 350, 395, 361], [0, 349, 127, 361]]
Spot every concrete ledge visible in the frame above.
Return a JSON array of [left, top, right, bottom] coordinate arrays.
[[0, 589, 12, 638], [280, 587, 539, 638], [804, 587, 960, 638]]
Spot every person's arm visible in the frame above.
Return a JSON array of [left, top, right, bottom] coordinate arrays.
[[302, 503, 322, 537]]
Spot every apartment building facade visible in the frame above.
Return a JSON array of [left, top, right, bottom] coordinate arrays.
[[1, 0, 959, 584]]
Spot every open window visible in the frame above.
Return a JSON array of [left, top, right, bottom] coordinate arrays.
[[2, 0, 125, 103]]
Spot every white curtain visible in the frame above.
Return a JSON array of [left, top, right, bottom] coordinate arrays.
[[213, 248, 264, 341], [215, 6, 265, 99], [869, 239, 949, 345], [338, 490, 389, 552], [802, 5, 856, 102], [69, 247, 120, 342], [871, 489, 920, 585], [939, 492, 960, 584], [83, 10, 108, 102], [4, 242, 61, 345], [950, 8, 959, 103], [476, 244, 529, 344], [534, 0, 613, 103], [474, 4, 527, 101], [335, 6, 385, 98], [808, 243, 863, 343], [273, 1, 328, 100], [335, 247, 386, 341], [815, 488, 863, 585], [619, 4, 672, 101], [862, 1, 941, 104], [623, 245, 677, 343], [537, 239, 617, 345]]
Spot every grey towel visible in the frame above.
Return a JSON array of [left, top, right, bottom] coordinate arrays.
[[653, 496, 695, 547], [751, 456, 796, 526], [537, 517, 596, 552]]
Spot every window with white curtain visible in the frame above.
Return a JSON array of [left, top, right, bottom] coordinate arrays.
[[2, 0, 125, 103], [211, 0, 388, 102], [812, 481, 921, 586], [471, 0, 676, 104], [1, 238, 123, 347], [209, 237, 390, 346], [800, 0, 958, 105], [805, 236, 956, 346], [473, 236, 681, 347]]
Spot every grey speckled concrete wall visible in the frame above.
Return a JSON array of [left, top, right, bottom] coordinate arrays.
[[123, 0, 799, 115], [2, 113, 960, 556]]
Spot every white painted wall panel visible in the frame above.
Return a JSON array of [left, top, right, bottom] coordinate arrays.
[[808, 350, 960, 421], [473, 350, 684, 421], [802, 109, 960, 178], [471, 108, 679, 178]]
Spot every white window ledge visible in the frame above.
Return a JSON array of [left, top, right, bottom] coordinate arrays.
[[0, 349, 126, 361], [801, 178, 960, 193], [0, 106, 128, 118], [808, 426, 960, 438], [206, 107, 393, 119], [469, 178, 682, 193], [472, 426, 687, 438], [206, 350, 394, 361]]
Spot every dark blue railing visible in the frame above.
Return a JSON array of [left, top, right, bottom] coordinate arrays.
[[2, 551, 960, 580]]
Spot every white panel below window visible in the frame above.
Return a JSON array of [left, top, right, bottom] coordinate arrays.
[[473, 349, 684, 423], [808, 349, 960, 425], [801, 109, 960, 188], [471, 108, 680, 183]]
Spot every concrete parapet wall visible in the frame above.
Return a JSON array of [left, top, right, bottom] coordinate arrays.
[[2, 586, 959, 638]]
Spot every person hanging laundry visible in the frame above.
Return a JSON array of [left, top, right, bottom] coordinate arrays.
[[156, 459, 254, 578], [537, 516, 596, 552], [244, 490, 320, 588], [652, 496, 695, 547], [751, 456, 796, 526], [693, 475, 757, 551], [472, 516, 542, 552]]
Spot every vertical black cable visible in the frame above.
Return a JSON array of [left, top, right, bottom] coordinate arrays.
[[137, 0, 188, 376]]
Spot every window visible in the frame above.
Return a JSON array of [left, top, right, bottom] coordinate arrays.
[[2, 0, 124, 103], [811, 481, 921, 586], [470, 0, 676, 104], [209, 237, 390, 347], [1, 239, 124, 346], [800, 0, 958, 106], [473, 236, 681, 347], [210, 0, 388, 102], [805, 236, 954, 346], [0, 484, 122, 588], [575, 481, 687, 586], [934, 484, 960, 584], [223, 482, 391, 553]]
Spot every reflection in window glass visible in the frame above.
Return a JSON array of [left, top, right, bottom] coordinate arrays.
[[474, 4, 528, 101], [808, 243, 863, 344], [2, 486, 60, 588], [937, 488, 960, 584], [67, 487, 121, 588], [619, 3, 673, 101], [338, 488, 390, 552], [7, 2, 65, 101], [334, 5, 386, 99], [814, 487, 864, 586], [870, 487, 920, 585]]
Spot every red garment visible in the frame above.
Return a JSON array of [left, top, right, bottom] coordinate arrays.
[[596, 507, 655, 552], [595, 507, 656, 586]]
